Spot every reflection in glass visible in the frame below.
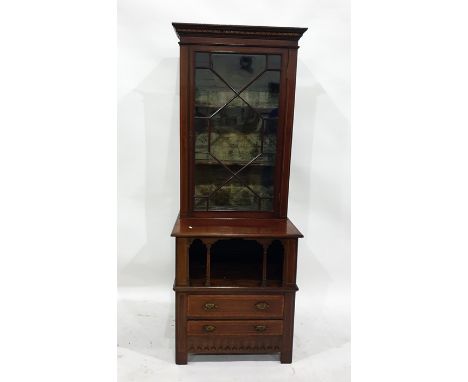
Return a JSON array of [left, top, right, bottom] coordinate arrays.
[[195, 68, 234, 117], [236, 164, 275, 199], [210, 177, 260, 211], [194, 163, 231, 197], [193, 52, 282, 212], [212, 54, 266, 91], [240, 70, 280, 116], [193, 197, 208, 211], [195, 52, 210, 68], [262, 118, 278, 163], [210, 97, 262, 163], [267, 55, 281, 70], [260, 198, 273, 212], [194, 118, 209, 160]]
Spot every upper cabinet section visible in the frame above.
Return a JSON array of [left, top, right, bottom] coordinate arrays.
[[173, 23, 306, 218], [193, 52, 281, 212]]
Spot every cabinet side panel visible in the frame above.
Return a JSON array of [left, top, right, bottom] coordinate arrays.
[[283, 239, 298, 286], [175, 238, 189, 286], [278, 49, 298, 218], [179, 45, 191, 217]]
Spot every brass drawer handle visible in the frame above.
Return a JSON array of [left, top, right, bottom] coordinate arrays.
[[203, 325, 216, 333], [255, 302, 270, 310], [255, 325, 267, 332], [203, 303, 218, 311]]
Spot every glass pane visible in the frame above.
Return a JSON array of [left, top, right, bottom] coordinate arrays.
[[241, 70, 280, 116], [236, 163, 274, 198], [192, 52, 282, 212], [193, 197, 208, 211], [210, 97, 262, 164], [194, 163, 231, 197], [212, 54, 266, 91], [195, 68, 235, 117], [194, 118, 209, 161], [262, 118, 278, 164], [260, 198, 273, 212], [195, 52, 210, 68], [209, 177, 259, 211], [267, 55, 281, 70]]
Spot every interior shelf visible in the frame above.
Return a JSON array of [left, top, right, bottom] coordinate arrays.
[[194, 160, 275, 166]]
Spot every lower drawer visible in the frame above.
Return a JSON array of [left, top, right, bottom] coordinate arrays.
[[187, 320, 283, 336]]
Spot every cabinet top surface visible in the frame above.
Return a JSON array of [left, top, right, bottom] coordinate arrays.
[[172, 22, 307, 41], [171, 216, 303, 238]]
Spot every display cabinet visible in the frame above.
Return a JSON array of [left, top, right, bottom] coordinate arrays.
[[171, 22, 307, 364]]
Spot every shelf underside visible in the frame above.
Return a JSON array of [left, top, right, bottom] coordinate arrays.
[[189, 278, 282, 287]]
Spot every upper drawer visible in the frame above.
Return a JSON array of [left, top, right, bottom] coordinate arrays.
[[187, 295, 284, 319]]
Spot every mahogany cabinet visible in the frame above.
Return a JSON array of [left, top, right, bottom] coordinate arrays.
[[171, 22, 307, 364]]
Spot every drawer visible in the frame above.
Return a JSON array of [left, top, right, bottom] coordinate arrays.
[[187, 295, 284, 319], [187, 320, 283, 336]]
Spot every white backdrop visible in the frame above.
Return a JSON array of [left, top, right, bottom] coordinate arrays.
[[118, 1, 349, 380]]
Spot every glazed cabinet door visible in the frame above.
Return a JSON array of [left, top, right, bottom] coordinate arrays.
[[189, 47, 289, 217]]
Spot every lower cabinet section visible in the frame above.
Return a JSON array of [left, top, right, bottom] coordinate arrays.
[[173, 233, 300, 364], [175, 291, 296, 364]]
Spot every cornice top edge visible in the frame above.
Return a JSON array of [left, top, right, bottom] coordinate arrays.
[[172, 22, 307, 41]]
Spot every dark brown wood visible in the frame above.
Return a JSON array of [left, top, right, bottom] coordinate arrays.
[[187, 335, 282, 354], [280, 293, 296, 363], [176, 36, 301, 219], [278, 48, 299, 217], [179, 45, 190, 217], [171, 217, 303, 238], [172, 22, 307, 42], [187, 294, 284, 319], [175, 238, 189, 286], [187, 320, 283, 336], [177, 36, 300, 49], [175, 292, 188, 364], [184, 44, 290, 219], [174, 285, 298, 293], [171, 22, 306, 364], [189, 278, 282, 288], [283, 239, 299, 287]]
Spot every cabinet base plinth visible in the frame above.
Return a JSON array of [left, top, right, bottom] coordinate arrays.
[[187, 335, 282, 354], [176, 351, 188, 365], [280, 351, 293, 363]]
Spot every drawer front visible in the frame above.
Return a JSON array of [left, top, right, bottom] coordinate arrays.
[[187, 320, 283, 336], [187, 295, 284, 319]]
